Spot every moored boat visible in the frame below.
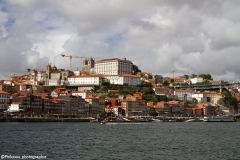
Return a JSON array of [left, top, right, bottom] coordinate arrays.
[[101, 117, 130, 124], [203, 116, 235, 122], [150, 118, 162, 122], [101, 117, 153, 124]]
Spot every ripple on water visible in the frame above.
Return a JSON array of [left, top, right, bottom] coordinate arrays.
[[1, 122, 240, 159]]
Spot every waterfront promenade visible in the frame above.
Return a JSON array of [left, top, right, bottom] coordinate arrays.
[[0, 116, 204, 122]]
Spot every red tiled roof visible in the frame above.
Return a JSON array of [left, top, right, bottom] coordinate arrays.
[[172, 78, 185, 80], [167, 101, 179, 105], [11, 102, 22, 104], [108, 90, 119, 93], [0, 90, 9, 94], [69, 74, 104, 78], [121, 74, 140, 78], [96, 58, 131, 63], [175, 89, 195, 92]]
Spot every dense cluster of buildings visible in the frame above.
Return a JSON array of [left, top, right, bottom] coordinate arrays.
[[0, 57, 239, 118]]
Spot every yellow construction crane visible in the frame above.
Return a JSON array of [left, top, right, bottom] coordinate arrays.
[[172, 68, 179, 78], [61, 54, 86, 71]]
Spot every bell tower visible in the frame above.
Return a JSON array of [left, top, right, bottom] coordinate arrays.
[[82, 58, 95, 74]]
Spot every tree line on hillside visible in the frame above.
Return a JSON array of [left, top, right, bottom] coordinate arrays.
[[183, 73, 213, 80]]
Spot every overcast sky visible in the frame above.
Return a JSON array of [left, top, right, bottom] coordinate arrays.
[[0, 0, 240, 82]]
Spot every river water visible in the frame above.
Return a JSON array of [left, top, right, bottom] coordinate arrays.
[[0, 122, 240, 160]]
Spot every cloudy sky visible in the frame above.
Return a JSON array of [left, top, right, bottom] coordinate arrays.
[[0, 0, 240, 82]]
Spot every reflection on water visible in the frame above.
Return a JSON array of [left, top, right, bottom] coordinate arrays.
[[0, 122, 240, 160]]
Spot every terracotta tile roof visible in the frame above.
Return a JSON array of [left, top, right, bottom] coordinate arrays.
[[154, 103, 164, 108], [148, 102, 165, 109], [94, 94, 104, 98], [97, 58, 119, 62], [175, 89, 195, 92], [108, 90, 119, 93], [69, 74, 104, 78], [39, 93, 48, 98], [167, 101, 179, 105], [80, 71, 90, 75], [133, 92, 142, 100], [11, 102, 22, 104], [0, 90, 10, 94], [121, 74, 140, 78], [147, 102, 154, 107], [172, 78, 186, 80], [53, 88, 68, 93], [96, 58, 132, 63], [164, 76, 172, 79]]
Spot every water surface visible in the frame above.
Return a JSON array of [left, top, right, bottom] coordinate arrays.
[[1, 122, 240, 160]]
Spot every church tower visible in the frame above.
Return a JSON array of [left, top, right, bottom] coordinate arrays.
[[82, 58, 95, 74]]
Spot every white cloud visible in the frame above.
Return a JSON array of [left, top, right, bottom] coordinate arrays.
[[0, 0, 240, 82]]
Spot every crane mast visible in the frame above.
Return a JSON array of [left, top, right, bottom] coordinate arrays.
[[172, 68, 179, 78], [61, 54, 86, 71]]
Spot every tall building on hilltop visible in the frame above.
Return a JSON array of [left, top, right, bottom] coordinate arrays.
[[82, 58, 95, 74], [44, 64, 74, 86], [94, 57, 133, 75]]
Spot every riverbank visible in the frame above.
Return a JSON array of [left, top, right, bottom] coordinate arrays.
[[1, 116, 237, 122], [0, 117, 92, 122]]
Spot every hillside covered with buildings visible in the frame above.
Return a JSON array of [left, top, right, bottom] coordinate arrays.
[[0, 57, 240, 120]]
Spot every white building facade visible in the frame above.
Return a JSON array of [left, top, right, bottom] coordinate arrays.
[[174, 89, 195, 101], [0, 90, 10, 113], [71, 90, 89, 99], [192, 93, 204, 102], [104, 74, 141, 85], [94, 58, 133, 75], [7, 102, 24, 112], [190, 77, 204, 84], [68, 75, 104, 86]]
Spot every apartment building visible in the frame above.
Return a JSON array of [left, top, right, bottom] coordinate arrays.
[[94, 57, 133, 75], [190, 77, 204, 84], [154, 87, 170, 96], [0, 80, 19, 94], [68, 75, 104, 86], [104, 74, 141, 85], [171, 77, 186, 84], [174, 89, 195, 101], [0, 90, 10, 113]]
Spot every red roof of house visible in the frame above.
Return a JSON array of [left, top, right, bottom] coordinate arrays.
[[0, 90, 9, 94], [175, 89, 195, 93], [108, 90, 119, 93]]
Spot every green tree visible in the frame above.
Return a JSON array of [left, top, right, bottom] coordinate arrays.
[[149, 111, 158, 116], [196, 80, 211, 85], [133, 64, 141, 74], [192, 98, 198, 104], [183, 75, 189, 79], [137, 81, 152, 87], [156, 95, 168, 102], [142, 88, 155, 95], [163, 80, 170, 86], [190, 74, 197, 78], [198, 74, 213, 80], [123, 83, 128, 87], [102, 81, 110, 86], [222, 91, 235, 105], [120, 89, 132, 95]]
